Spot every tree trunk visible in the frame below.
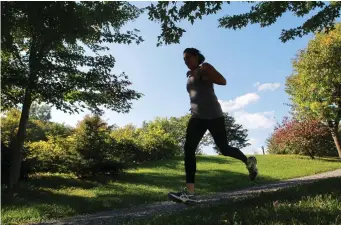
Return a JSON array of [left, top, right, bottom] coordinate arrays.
[[331, 128, 341, 158], [307, 150, 315, 159], [8, 88, 33, 189]]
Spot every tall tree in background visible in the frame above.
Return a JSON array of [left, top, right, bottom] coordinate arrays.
[[286, 23, 341, 157], [147, 1, 341, 46], [142, 114, 210, 154], [29, 103, 51, 122], [1, 2, 143, 188], [204, 113, 250, 154]]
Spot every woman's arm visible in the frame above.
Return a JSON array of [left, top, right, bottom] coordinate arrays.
[[200, 63, 226, 85]]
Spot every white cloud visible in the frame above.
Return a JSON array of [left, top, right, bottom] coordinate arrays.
[[218, 93, 260, 112], [218, 93, 276, 130], [254, 82, 281, 92], [233, 110, 276, 130]]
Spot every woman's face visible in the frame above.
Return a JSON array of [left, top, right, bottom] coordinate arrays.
[[183, 52, 198, 70]]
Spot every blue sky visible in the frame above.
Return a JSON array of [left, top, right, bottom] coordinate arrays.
[[51, 2, 315, 155]]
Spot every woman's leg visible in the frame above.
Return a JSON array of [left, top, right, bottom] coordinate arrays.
[[208, 117, 258, 180], [208, 117, 248, 164], [184, 117, 208, 192]]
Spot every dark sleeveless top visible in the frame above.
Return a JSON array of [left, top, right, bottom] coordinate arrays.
[[186, 68, 224, 119]]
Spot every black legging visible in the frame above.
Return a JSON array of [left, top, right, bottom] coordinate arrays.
[[184, 116, 248, 183]]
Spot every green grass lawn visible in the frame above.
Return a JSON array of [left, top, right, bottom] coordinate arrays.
[[2, 155, 341, 225], [123, 177, 341, 225]]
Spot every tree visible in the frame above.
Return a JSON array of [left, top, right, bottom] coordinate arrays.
[[44, 122, 74, 138], [285, 23, 341, 157], [1, 2, 143, 187], [29, 103, 51, 122], [142, 116, 187, 149], [267, 117, 338, 158], [147, 1, 341, 46], [137, 122, 179, 160], [204, 112, 250, 154], [110, 124, 147, 163], [1, 108, 47, 145], [72, 115, 122, 178], [111, 124, 139, 142]]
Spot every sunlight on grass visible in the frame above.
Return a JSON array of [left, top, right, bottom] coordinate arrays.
[[45, 188, 97, 198], [124, 178, 341, 225], [2, 155, 340, 225]]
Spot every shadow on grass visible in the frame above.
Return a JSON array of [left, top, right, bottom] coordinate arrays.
[[127, 158, 184, 171], [198, 177, 341, 225], [1, 166, 281, 225], [128, 156, 235, 171], [2, 155, 301, 224], [122, 178, 341, 225], [115, 166, 278, 193], [315, 157, 341, 163], [27, 175, 100, 190], [196, 156, 235, 165]]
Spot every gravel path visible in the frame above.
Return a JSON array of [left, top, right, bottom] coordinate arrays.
[[34, 169, 341, 225]]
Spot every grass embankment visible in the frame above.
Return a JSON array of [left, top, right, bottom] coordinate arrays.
[[2, 155, 340, 225], [124, 177, 341, 225]]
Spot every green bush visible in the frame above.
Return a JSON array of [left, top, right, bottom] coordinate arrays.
[[44, 122, 74, 138], [2, 109, 193, 180], [137, 124, 179, 160], [26, 115, 126, 178], [113, 139, 147, 164], [71, 115, 124, 178], [111, 122, 179, 163], [1, 108, 47, 145], [110, 124, 144, 162], [27, 136, 76, 173]]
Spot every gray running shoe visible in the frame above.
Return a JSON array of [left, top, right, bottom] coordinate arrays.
[[168, 187, 198, 204]]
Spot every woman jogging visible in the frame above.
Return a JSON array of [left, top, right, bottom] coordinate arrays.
[[168, 48, 258, 204]]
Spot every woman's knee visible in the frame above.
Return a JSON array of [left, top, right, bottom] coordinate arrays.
[[217, 145, 234, 156]]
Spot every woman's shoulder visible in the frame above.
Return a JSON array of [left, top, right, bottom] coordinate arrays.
[[200, 62, 214, 71]]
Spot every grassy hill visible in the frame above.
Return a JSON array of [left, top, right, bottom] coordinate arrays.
[[2, 155, 341, 225], [124, 177, 341, 225]]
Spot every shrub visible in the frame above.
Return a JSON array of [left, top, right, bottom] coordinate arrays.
[[111, 122, 179, 163], [267, 117, 338, 158], [1, 108, 47, 145], [137, 123, 179, 160], [113, 139, 147, 164], [25, 115, 126, 178], [71, 115, 124, 178], [26, 136, 76, 173], [44, 122, 74, 138]]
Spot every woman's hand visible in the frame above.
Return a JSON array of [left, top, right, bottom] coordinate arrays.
[[200, 63, 226, 85]]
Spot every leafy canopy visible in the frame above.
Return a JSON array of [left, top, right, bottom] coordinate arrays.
[[147, 1, 341, 46], [1, 1, 144, 115], [285, 23, 341, 128]]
